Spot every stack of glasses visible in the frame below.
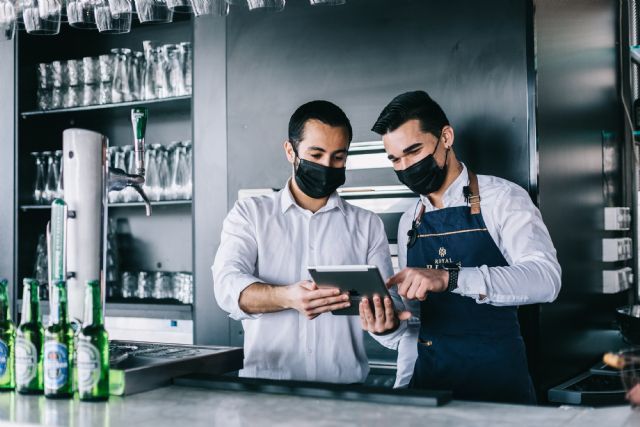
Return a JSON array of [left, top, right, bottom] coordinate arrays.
[[108, 140, 192, 203], [118, 271, 193, 304], [36, 40, 192, 111], [31, 150, 63, 205]]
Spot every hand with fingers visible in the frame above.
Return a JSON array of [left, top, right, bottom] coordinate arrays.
[[386, 267, 449, 301], [359, 293, 412, 335], [284, 280, 350, 320]]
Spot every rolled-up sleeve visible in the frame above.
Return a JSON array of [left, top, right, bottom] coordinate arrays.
[[212, 200, 263, 321], [455, 183, 562, 306], [368, 212, 412, 350]]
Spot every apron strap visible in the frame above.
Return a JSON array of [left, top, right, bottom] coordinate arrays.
[[466, 170, 481, 215]]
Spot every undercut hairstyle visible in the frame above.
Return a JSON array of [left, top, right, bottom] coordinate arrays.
[[288, 100, 353, 151], [371, 90, 450, 138]]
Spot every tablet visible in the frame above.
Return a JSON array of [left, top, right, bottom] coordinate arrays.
[[307, 265, 389, 316]]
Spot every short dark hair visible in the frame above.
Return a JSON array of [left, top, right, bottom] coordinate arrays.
[[371, 90, 450, 137], [288, 100, 353, 150]]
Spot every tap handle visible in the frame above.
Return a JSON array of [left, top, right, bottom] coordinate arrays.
[[131, 108, 148, 177]]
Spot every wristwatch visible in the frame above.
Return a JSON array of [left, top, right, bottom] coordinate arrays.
[[439, 263, 460, 292]]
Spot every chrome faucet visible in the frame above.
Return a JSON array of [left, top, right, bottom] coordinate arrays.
[[107, 107, 152, 216]]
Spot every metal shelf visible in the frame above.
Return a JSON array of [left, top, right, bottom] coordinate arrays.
[[20, 200, 192, 212], [18, 300, 192, 320], [20, 95, 192, 118]]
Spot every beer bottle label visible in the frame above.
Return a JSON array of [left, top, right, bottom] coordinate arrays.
[[77, 342, 101, 391], [0, 340, 8, 377], [16, 337, 37, 385], [44, 342, 68, 391]]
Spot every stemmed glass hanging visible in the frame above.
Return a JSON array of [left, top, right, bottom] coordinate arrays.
[[94, 0, 132, 34], [23, 0, 61, 35]]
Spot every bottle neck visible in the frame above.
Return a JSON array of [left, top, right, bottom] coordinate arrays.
[[83, 284, 103, 327], [49, 284, 68, 326], [21, 283, 40, 324], [0, 285, 10, 323]]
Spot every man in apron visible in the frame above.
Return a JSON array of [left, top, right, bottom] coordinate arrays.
[[362, 91, 561, 404]]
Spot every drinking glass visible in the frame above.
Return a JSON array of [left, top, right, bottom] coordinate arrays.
[[144, 144, 161, 202], [31, 151, 46, 204], [166, 0, 189, 14], [247, 0, 283, 11], [130, 51, 143, 101], [23, 0, 61, 34], [63, 59, 81, 108], [121, 272, 137, 298], [98, 53, 113, 105], [134, 0, 172, 23], [43, 150, 61, 202], [54, 150, 63, 199], [123, 145, 141, 202], [112, 48, 133, 103], [142, 40, 159, 100], [33, 234, 48, 286], [189, 0, 227, 16], [156, 145, 170, 200], [36, 63, 51, 110], [137, 271, 153, 299], [163, 44, 183, 96], [183, 140, 192, 199], [152, 272, 172, 299], [0, 0, 16, 40], [50, 60, 64, 110], [81, 56, 98, 106], [66, 0, 96, 28], [178, 42, 192, 95], [94, 0, 132, 34], [107, 146, 123, 203]]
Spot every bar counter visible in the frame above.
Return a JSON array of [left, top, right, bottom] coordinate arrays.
[[0, 384, 637, 427]]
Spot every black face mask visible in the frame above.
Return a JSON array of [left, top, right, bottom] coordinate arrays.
[[395, 138, 448, 195], [292, 148, 346, 199]]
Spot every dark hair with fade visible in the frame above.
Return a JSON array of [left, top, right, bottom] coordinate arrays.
[[288, 100, 353, 150], [371, 90, 450, 137]]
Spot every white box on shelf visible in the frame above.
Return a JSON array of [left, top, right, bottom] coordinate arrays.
[[604, 207, 631, 231], [602, 267, 633, 294], [602, 238, 633, 262], [106, 317, 193, 345]]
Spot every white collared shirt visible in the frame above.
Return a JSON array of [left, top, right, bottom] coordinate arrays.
[[373, 164, 562, 387], [212, 181, 394, 383]]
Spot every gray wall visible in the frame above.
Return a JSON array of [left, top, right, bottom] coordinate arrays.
[[0, 40, 15, 307], [535, 0, 632, 393]]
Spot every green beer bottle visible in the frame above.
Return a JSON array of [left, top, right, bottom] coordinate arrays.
[[0, 279, 15, 390], [44, 281, 74, 398], [16, 278, 43, 394], [77, 280, 109, 401]]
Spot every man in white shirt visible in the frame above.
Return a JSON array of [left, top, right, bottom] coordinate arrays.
[[213, 100, 394, 383], [360, 91, 561, 404]]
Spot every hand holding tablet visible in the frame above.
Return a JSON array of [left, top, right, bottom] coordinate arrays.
[[307, 265, 390, 315]]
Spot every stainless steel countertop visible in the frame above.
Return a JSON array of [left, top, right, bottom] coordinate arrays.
[[0, 385, 637, 427]]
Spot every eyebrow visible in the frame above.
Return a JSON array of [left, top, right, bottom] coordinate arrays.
[[387, 143, 423, 160], [307, 146, 348, 155]]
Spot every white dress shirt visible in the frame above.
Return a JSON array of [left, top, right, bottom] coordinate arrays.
[[212, 181, 394, 383], [373, 164, 562, 388]]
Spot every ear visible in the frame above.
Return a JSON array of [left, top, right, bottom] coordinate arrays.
[[441, 126, 455, 149], [284, 140, 296, 164]]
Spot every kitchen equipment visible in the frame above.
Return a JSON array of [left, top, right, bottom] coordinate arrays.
[[604, 348, 640, 394], [547, 361, 628, 406], [52, 108, 151, 324], [108, 340, 243, 395]]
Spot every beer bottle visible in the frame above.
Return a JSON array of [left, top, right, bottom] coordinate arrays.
[[16, 278, 43, 394], [44, 281, 74, 398], [0, 279, 15, 390], [77, 280, 109, 401]]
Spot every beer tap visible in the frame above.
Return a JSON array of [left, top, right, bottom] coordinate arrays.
[[107, 108, 152, 216]]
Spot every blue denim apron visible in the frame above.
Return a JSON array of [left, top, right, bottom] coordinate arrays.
[[407, 172, 536, 404]]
